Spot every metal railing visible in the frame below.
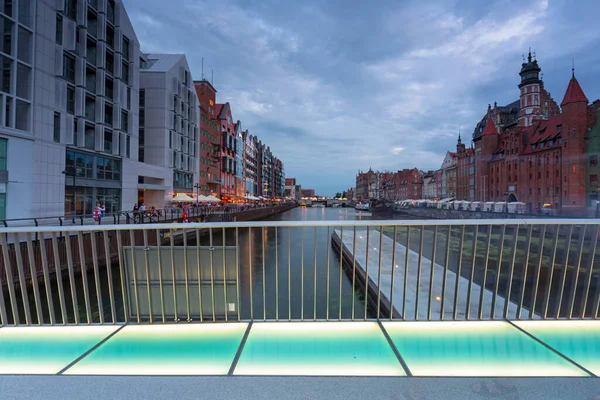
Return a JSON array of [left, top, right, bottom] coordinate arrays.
[[0, 219, 598, 326], [0, 203, 293, 228]]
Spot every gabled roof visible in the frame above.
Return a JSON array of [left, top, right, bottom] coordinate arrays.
[[214, 104, 224, 118], [482, 118, 497, 136], [142, 54, 186, 72], [561, 75, 588, 106]]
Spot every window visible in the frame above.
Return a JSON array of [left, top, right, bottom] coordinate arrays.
[[56, 14, 63, 44], [107, 0, 115, 24], [86, 38, 97, 64], [85, 95, 95, 121], [121, 61, 129, 84], [0, 138, 7, 170], [66, 85, 75, 114], [53, 112, 60, 142], [591, 156, 599, 168], [126, 135, 130, 158], [85, 66, 96, 93], [105, 51, 114, 75], [592, 175, 599, 187], [87, 9, 97, 38], [126, 87, 130, 109], [120, 110, 128, 132], [65, 0, 77, 20], [106, 25, 114, 49], [122, 36, 129, 61], [105, 77, 113, 100], [104, 129, 112, 152], [139, 89, 145, 105], [104, 104, 112, 126], [84, 124, 95, 150], [63, 53, 75, 83]]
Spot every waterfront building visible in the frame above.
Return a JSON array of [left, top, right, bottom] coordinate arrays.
[[422, 171, 436, 199], [214, 103, 236, 200], [194, 79, 221, 196], [243, 131, 258, 197], [273, 157, 285, 198], [284, 177, 296, 199], [440, 152, 457, 198], [11, 0, 142, 219], [138, 53, 199, 207], [434, 169, 443, 199], [301, 189, 315, 198], [585, 109, 600, 208], [346, 187, 355, 201], [234, 123, 245, 200], [389, 169, 423, 201], [258, 142, 272, 198], [472, 52, 600, 214], [455, 135, 475, 201]]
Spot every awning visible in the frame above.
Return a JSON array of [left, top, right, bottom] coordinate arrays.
[[172, 194, 195, 202]]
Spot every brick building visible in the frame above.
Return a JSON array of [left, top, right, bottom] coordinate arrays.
[[214, 103, 237, 200], [455, 134, 475, 201], [586, 109, 600, 208], [301, 189, 315, 198], [355, 168, 376, 201], [440, 152, 457, 198], [472, 52, 600, 214], [194, 80, 221, 196]]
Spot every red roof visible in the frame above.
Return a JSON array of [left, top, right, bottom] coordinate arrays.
[[561, 77, 588, 107], [482, 118, 497, 136]]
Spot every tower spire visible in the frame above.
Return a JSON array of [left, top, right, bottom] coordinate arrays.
[[572, 58, 575, 79], [528, 47, 532, 62]]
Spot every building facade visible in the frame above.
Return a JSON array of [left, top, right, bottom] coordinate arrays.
[[455, 135, 475, 201], [194, 79, 220, 196], [234, 123, 244, 199], [422, 171, 436, 199], [215, 103, 236, 200], [138, 53, 199, 207], [440, 152, 457, 198], [300, 189, 315, 198], [284, 177, 296, 199], [50, 0, 140, 217], [585, 109, 600, 209], [243, 131, 258, 197], [472, 53, 600, 214], [272, 157, 284, 198]]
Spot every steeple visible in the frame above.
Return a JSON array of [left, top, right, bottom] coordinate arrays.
[[458, 130, 462, 145], [561, 68, 588, 107]]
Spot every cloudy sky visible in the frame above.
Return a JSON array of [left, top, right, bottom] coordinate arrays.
[[123, 0, 600, 196]]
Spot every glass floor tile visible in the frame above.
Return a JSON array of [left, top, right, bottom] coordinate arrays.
[[514, 320, 600, 376], [382, 321, 588, 377], [0, 326, 119, 375], [64, 323, 247, 375], [233, 322, 405, 376]]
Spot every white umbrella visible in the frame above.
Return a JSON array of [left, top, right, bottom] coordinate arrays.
[[172, 194, 194, 202], [205, 195, 221, 203], [197, 195, 210, 202]]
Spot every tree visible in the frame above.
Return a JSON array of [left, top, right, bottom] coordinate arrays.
[[342, 191, 347, 198], [335, 192, 342, 198]]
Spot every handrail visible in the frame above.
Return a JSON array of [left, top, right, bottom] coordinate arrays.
[[0, 217, 597, 234]]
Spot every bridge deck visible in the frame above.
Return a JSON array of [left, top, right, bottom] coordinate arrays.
[[0, 321, 598, 378]]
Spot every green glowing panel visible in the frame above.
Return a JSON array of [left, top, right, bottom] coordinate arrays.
[[64, 323, 247, 375], [514, 321, 600, 376], [234, 322, 405, 376], [382, 321, 588, 377], [0, 326, 119, 374]]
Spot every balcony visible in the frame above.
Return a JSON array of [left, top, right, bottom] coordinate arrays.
[[0, 219, 599, 396]]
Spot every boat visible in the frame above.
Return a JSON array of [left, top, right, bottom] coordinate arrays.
[[355, 202, 370, 211], [311, 203, 325, 208]]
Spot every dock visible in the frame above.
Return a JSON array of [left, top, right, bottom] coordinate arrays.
[[332, 228, 530, 320]]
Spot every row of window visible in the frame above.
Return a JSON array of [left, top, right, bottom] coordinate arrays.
[[65, 150, 121, 181], [173, 171, 193, 189]]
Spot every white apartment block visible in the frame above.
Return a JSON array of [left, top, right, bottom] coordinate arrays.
[[138, 53, 198, 208], [0, 0, 198, 221]]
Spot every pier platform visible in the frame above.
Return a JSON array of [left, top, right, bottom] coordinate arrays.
[[332, 228, 530, 320]]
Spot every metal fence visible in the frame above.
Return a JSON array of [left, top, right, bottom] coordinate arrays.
[[0, 219, 598, 326]]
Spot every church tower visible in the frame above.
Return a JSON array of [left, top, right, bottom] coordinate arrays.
[[518, 50, 543, 127]]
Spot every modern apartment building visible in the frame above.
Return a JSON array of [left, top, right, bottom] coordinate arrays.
[[6, 0, 141, 219], [243, 130, 258, 197], [235, 125, 244, 199], [194, 79, 220, 196], [137, 53, 198, 206], [258, 142, 272, 198]]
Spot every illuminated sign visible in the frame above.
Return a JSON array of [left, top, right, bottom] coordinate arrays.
[[209, 100, 214, 106]]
